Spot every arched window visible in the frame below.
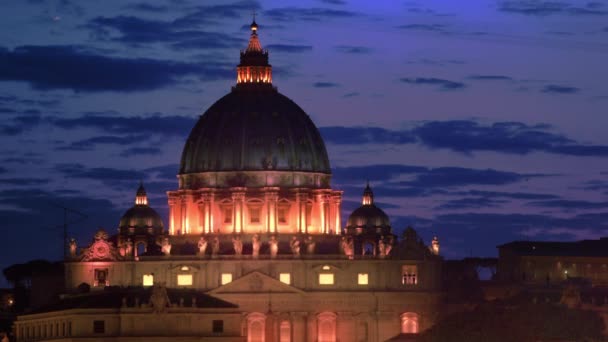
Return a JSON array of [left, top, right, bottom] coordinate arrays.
[[247, 312, 266, 342], [317, 312, 337, 342], [400, 312, 419, 334], [279, 320, 291, 342], [136, 242, 146, 257]]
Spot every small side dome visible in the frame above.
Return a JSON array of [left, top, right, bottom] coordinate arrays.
[[118, 183, 164, 236], [345, 184, 392, 236]]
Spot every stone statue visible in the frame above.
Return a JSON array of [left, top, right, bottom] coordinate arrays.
[[125, 238, 133, 257], [378, 238, 386, 258], [211, 236, 220, 257], [232, 235, 243, 256], [150, 283, 171, 313], [269, 235, 279, 258], [197, 236, 207, 256], [252, 234, 260, 258], [305, 235, 316, 254], [290, 236, 301, 257], [385, 236, 394, 256], [69, 238, 77, 257], [341, 236, 354, 259], [161, 238, 171, 256]]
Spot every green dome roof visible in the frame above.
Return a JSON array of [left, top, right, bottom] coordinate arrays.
[[180, 87, 330, 175]]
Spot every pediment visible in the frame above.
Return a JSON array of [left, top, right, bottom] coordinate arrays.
[[208, 271, 305, 295]]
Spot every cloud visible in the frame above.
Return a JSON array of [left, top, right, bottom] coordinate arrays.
[[0, 115, 41, 136], [172, 1, 261, 27], [123, 3, 169, 12], [264, 7, 358, 22], [54, 163, 147, 182], [313, 82, 340, 88], [119, 147, 162, 157], [436, 197, 508, 210], [87, 15, 245, 50], [318, 0, 347, 5], [57, 134, 151, 151], [468, 75, 513, 81], [320, 126, 415, 145], [0, 178, 50, 186], [528, 199, 608, 210], [50, 114, 196, 137], [342, 92, 359, 98], [332, 164, 427, 182], [0, 45, 232, 92], [397, 24, 446, 32], [498, 1, 608, 16], [265, 44, 313, 53], [542, 84, 579, 94], [399, 77, 466, 90], [457, 190, 559, 200], [335, 45, 373, 54], [403, 167, 534, 188]]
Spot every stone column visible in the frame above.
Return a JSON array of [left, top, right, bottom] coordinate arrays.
[[331, 194, 342, 235], [265, 190, 278, 234], [231, 189, 245, 234], [197, 199, 205, 234], [315, 192, 327, 234], [168, 196, 177, 235], [297, 192, 308, 234]]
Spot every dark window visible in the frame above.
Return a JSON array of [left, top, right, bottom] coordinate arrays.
[[250, 207, 261, 223], [93, 320, 105, 334], [224, 208, 232, 224], [278, 207, 288, 224], [212, 320, 224, 333]]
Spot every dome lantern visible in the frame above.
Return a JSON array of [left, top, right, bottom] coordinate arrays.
[[237, 16, 272, 86], [135, 181, 148, 206], [362, 181, 373, 205]]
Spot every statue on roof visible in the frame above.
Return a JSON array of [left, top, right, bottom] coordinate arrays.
[[305, 235, 316, 254], [290, 236, 301, 257], [197, 236, 208, 256], [252, 234, 260, 258], [150, 283, 171, 314], [233, 235, 243, 256], [269, 235, 278, 258], [69, 238, 77, 258]]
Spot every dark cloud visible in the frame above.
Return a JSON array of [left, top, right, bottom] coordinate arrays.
[[54, 163, 147, 182], [0, 115, 41, 136], [0, 178, 50, 186], [0, 167, 7, 174], [0, 94, 60, 107], [0, 45, 232, 92], [119, 147, 162, 157], [320, 126, 415, 145], [57, 134, 150, 151], [402, 167, 533, 188], [457, 190, 559, 200], [318, 0, 347, 5], [86, 15, 245, 50], [144, 164, 180, 180], [265, 44, 313, 53], [321, 121, 608, 157], [435, 197, 508, 210], [528, 199, 608, 210], [123, 3, 169, 12], [313, 82, 340, 88], [335, 45, 373, 54], [499, 1, 608, 16], [50, 114, 196, 137], [468, 75, 513, 81], [332, 164, 427, 182], [173, 1, 261, 27], [342, 92, 359, 98], [264, 7, 358, 22], [397, 24, 446, 32], [399, 77, 466, 90], [542, 84, 579, 94]]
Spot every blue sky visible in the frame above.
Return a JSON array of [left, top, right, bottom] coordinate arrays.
[[1, 0, 608, 279]]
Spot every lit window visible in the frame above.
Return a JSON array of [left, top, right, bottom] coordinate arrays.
[[278, 207, 288, 224], [250, 207, 261, 223], [322, 265, 331, 270], [181, 266, 189, 271], [400, 312, 419, 334], [221, 273, 233, 285], [143, 274, 154, 286], [319, 273, 334, 285], [224, 207, 232, 224], [402, 265, 418, 285], [280, 273, 291, 285], [358, 273, 368, 285], [177, 274, 193, 286]]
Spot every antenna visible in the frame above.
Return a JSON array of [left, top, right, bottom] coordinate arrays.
[[46, 201, 88, 258]]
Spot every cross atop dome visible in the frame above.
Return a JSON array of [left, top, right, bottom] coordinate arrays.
[[237, 17, 272, 86]]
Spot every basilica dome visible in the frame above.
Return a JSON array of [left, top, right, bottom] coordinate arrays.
[[345, 184, 392, 236], [179, 20, 330, 178], [118, 183, 164, 236], [180, 89, 330, 175]]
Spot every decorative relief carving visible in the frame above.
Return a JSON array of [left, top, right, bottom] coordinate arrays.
[[81, 229, 121, 261]]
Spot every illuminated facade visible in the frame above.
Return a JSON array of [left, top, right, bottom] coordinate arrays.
[[14, 20, 443, 342]]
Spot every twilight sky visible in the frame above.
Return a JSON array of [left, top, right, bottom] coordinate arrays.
[[2, 0, 608, 279]]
